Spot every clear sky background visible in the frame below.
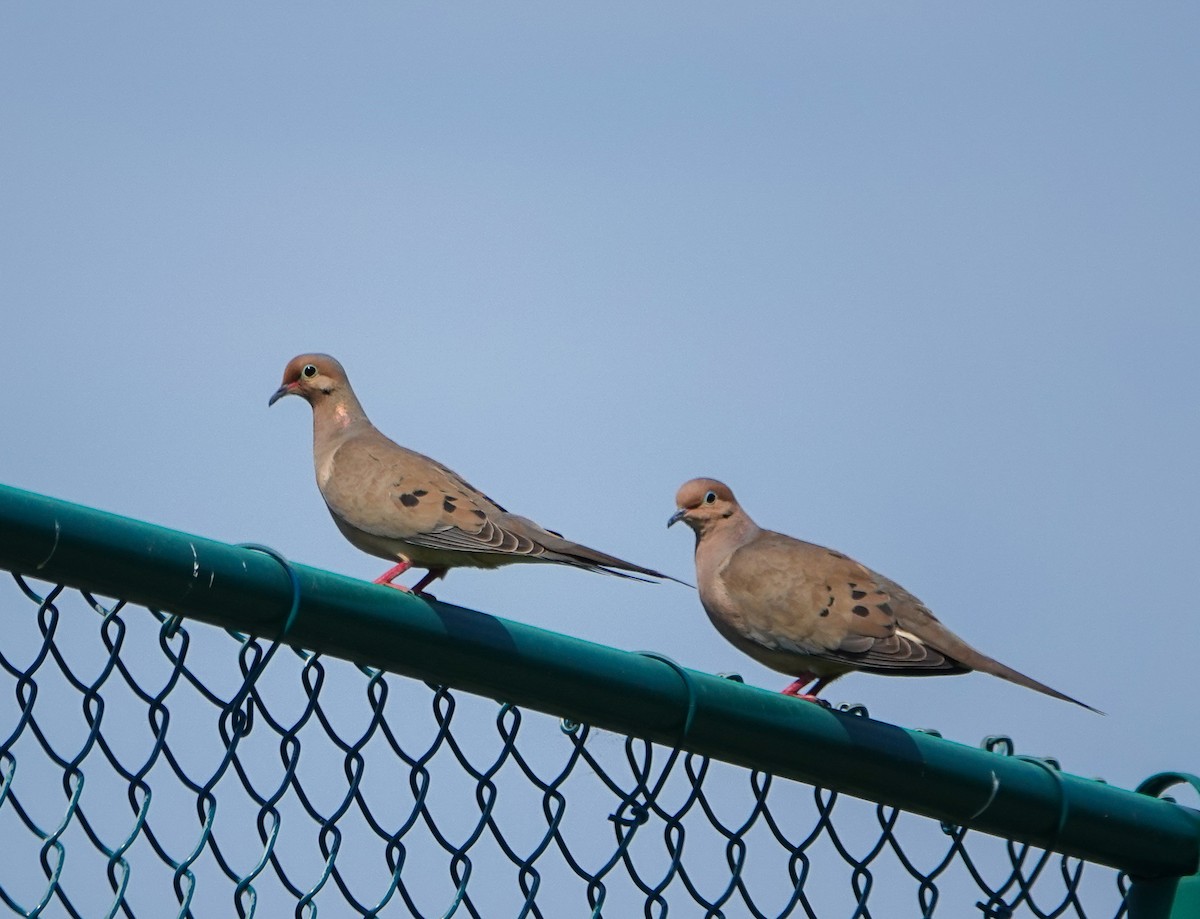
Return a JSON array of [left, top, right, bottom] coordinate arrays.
[[3, 0, 1197, 847]]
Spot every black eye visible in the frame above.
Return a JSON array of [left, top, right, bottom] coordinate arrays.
[[704, 491, 717, 504], [302, 364, 318, 379]]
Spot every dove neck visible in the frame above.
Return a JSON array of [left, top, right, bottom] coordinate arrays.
[[694, 512, 759, 551], [312, 390, 371, 440]]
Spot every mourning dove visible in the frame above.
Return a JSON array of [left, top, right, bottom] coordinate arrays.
[[669, 478, 1098, 711], [270, 353, 679, 593]]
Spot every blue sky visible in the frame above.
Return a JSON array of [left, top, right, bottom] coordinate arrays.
[[3, 0, 1197, 882]]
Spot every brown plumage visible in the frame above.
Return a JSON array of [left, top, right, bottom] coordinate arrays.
[[669, 477, 1098, 711], [271, 353, 679, 593]]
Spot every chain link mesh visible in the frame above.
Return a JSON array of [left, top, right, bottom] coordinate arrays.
[[0, 572, 1130, 918]]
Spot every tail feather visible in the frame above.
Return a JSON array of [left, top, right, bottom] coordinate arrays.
[[544, 537, 693, 587], [906, 612, 1101, 713], [975, 656, 1103, 714]]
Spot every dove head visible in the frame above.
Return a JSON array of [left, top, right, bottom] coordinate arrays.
[[269, 353, 370, 431], [668, 478, 741, 536], [270, 354, 351, 406]]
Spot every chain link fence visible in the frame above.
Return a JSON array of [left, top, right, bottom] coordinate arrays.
[[0, 486, 1196, 918], [0, 574, 1134, 918]]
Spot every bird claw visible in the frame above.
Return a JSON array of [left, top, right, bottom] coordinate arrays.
[[784, 692, 832, 708], [372, 580, 437, 601]]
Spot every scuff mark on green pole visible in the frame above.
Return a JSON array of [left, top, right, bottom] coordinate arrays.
[[1, 482, 1197, 881]]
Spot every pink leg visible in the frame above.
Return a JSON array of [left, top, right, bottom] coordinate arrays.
[[373, 561, 413, 588], [410, 567, 448, 596], [781, 673, 816, 696], [781, 673, 824, 703]]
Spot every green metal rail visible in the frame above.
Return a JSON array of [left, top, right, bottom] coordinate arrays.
[[1, 482, 1197, 902]]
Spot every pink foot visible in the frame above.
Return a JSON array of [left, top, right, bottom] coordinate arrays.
[[372, 562, 446, 598], [781, 675, 834, 707]]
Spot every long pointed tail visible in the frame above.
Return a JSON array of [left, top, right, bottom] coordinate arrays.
[[544, 536, 693, 587], [975, 656, 1103, 714]]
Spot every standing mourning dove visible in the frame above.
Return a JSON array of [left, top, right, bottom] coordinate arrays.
[[669, 478, 1098, 711], [270, 353, 679, 593]]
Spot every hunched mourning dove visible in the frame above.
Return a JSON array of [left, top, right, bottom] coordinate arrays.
[[669, 478, 1098, 711], [270, 353, 679, 593]]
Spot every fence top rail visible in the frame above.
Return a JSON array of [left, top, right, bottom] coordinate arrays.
[[1, 481, 1197, 880]]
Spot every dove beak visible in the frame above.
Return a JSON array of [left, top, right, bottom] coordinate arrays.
[[667, 508, 687, 528], [268, 383, 295, 406]]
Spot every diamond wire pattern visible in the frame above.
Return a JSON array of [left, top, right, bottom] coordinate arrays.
[[0, 573, 1129, 918]]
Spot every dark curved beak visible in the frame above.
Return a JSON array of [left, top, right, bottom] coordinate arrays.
[[667, 508, 687, 528], [268, 383, 293, 407]]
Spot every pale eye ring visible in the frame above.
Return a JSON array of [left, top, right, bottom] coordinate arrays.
[[302, 364, 318, 379], [704, 491, 717, 504]]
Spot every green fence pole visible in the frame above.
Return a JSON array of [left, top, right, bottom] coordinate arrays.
[[1128, 774, 1200, 918], [1, 482, 1197, 883]]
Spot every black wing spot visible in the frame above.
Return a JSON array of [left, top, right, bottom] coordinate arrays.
[[413, 489, 428, 497], [471, 509, 487, 519], [877, 602, 894, 617], [852, 605, 870, 617], [851, 589, 867, 600], [399, 494, 419, 508], [818, 608, 830, 618], [443, 498, 456, 513]]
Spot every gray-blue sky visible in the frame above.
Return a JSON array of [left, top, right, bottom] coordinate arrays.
[[3, 0, 1197, 814]]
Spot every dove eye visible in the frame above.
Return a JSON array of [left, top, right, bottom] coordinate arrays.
[[301, 364, 318, 379], [704, 491, 717, 504]]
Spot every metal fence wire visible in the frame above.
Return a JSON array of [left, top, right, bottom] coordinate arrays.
[[0, 575, 1135, 919], [0, 486, 1197, 919]]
